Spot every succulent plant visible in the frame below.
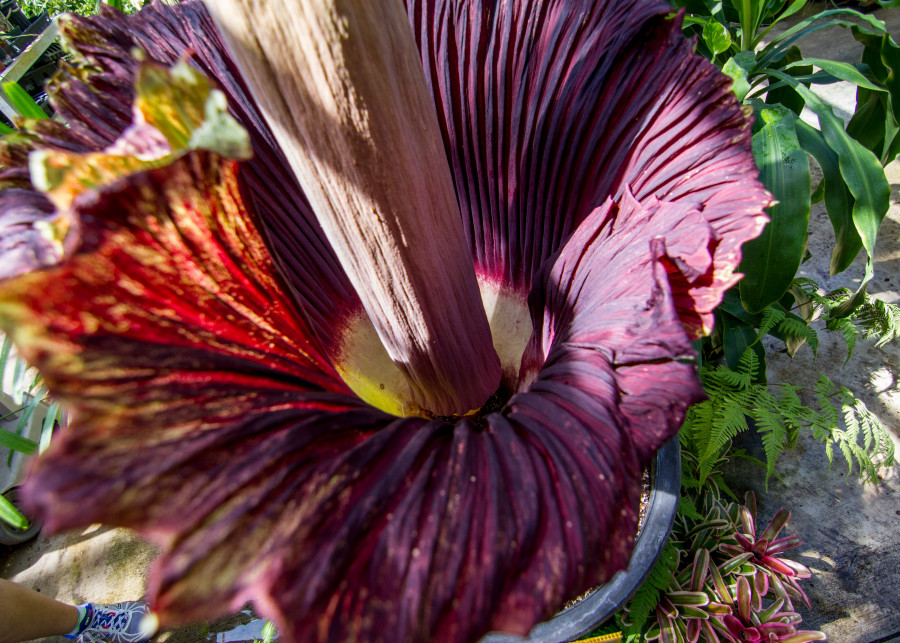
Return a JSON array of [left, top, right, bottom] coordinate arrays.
[[720, 493, 813, 611], [621, 490, 825, 643]]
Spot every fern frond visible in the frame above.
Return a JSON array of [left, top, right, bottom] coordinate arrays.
[[778, 315, 818, 356], [622, 541, 679, 634], [754, 407, 788, 486], [856, 298, 900, 347], [759, 306, 786, 337]]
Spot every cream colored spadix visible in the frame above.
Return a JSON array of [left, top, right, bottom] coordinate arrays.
[[204, 0, 501, 415]]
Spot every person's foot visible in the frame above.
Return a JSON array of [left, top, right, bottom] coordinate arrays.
[[75, 601, 155, 643]]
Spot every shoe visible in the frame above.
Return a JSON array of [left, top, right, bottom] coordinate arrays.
[[73, 601, 155, 643]]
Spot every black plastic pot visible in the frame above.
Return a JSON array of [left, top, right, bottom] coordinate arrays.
[[480, 436, 681, 643]]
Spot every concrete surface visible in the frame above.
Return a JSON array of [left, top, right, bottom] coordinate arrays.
[[2, 3, 899, 643]]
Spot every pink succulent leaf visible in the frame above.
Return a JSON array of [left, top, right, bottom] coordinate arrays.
[[780, 631, 828, 642], [767, 536, 803, 555], [758, 598, 785, 623], [785, 577, 813, 608], [758, 622, 799, 639], [710, 559, 735, 610], [761, 508, 792, 543], [737, 576, 752, 623], [769, 573, 796, 613], [721, 543, 747, 557], [780, 558, 812, 579], [753, 538, 770, 557], [706, 602, 733, 616], [702, 619, 726, 643], [668, 591, 711, 607], [761, 555, 798, 577], [735, 532, 755, 551], [740, 506, 756, 537], [744, 491, 758, 521], [720, 552, 755, 575], [692, 548, 711, 592], [658, 610, 679, 643], [755, 569, 770, 599], [724, 615, 764, 642], [688, 618, 702, 643], [776, 612, 804, 625]]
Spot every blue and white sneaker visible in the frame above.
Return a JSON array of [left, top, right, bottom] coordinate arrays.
[[68, 601, 156, 643]]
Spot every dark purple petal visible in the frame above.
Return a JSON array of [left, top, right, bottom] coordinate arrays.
[[1, 141, 641, 642], [521, 191, 706, 462], [0, 188, 72, 278], [406, 0, 769, 336]]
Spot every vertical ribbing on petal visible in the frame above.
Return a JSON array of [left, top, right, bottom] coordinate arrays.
[[204, 0, 501, 416]]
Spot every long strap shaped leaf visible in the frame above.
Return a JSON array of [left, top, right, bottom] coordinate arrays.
[[1, 81, 49, 121], [767, 69, 890, 317]]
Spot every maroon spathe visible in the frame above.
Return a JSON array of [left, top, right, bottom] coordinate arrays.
[[0, 1, 769, 642]]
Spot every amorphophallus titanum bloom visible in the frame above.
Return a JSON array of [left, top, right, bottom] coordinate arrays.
[[0, 0, 771, 641]]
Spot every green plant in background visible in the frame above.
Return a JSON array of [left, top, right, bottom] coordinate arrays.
[[669, 0, 900, 476], [609, 2, 900, 636], [15, 0, 147, 18], [253, 620, 277, 643], [0, 333, 60, 529]]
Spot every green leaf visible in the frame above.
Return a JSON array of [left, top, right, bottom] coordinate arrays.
[[758, 10, 890, 70], [40, 400, 59, 453], [739, 102, 810, 313], [795, 121, 861, 275], [703, 18, 732, 58], [678, 496, 705, 522], [786, 59, 885, 93], [763, 46, 809, 116], [722, 51, 757, 100], [849, 27, 900, 165], [0, 494, 29, 530], [719, 312, 759, 371], [0, 121, 14, 135], [2, 82, 49, 120], [0, 428, 38, 455], [768, 71, 891, 314]]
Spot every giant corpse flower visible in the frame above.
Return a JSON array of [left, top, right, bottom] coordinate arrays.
[[0, 0, 769, 641]]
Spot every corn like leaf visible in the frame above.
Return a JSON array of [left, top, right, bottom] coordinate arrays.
[[0, 493, 29, 530], [786, 58, 885, 93], [1, 82, 48, 120], [0, 427, 38, 455], [768, 70, 891, 317], [739, 101, 810, 313], [848, 26, 900, 165], [795, 121, 861, 275]]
